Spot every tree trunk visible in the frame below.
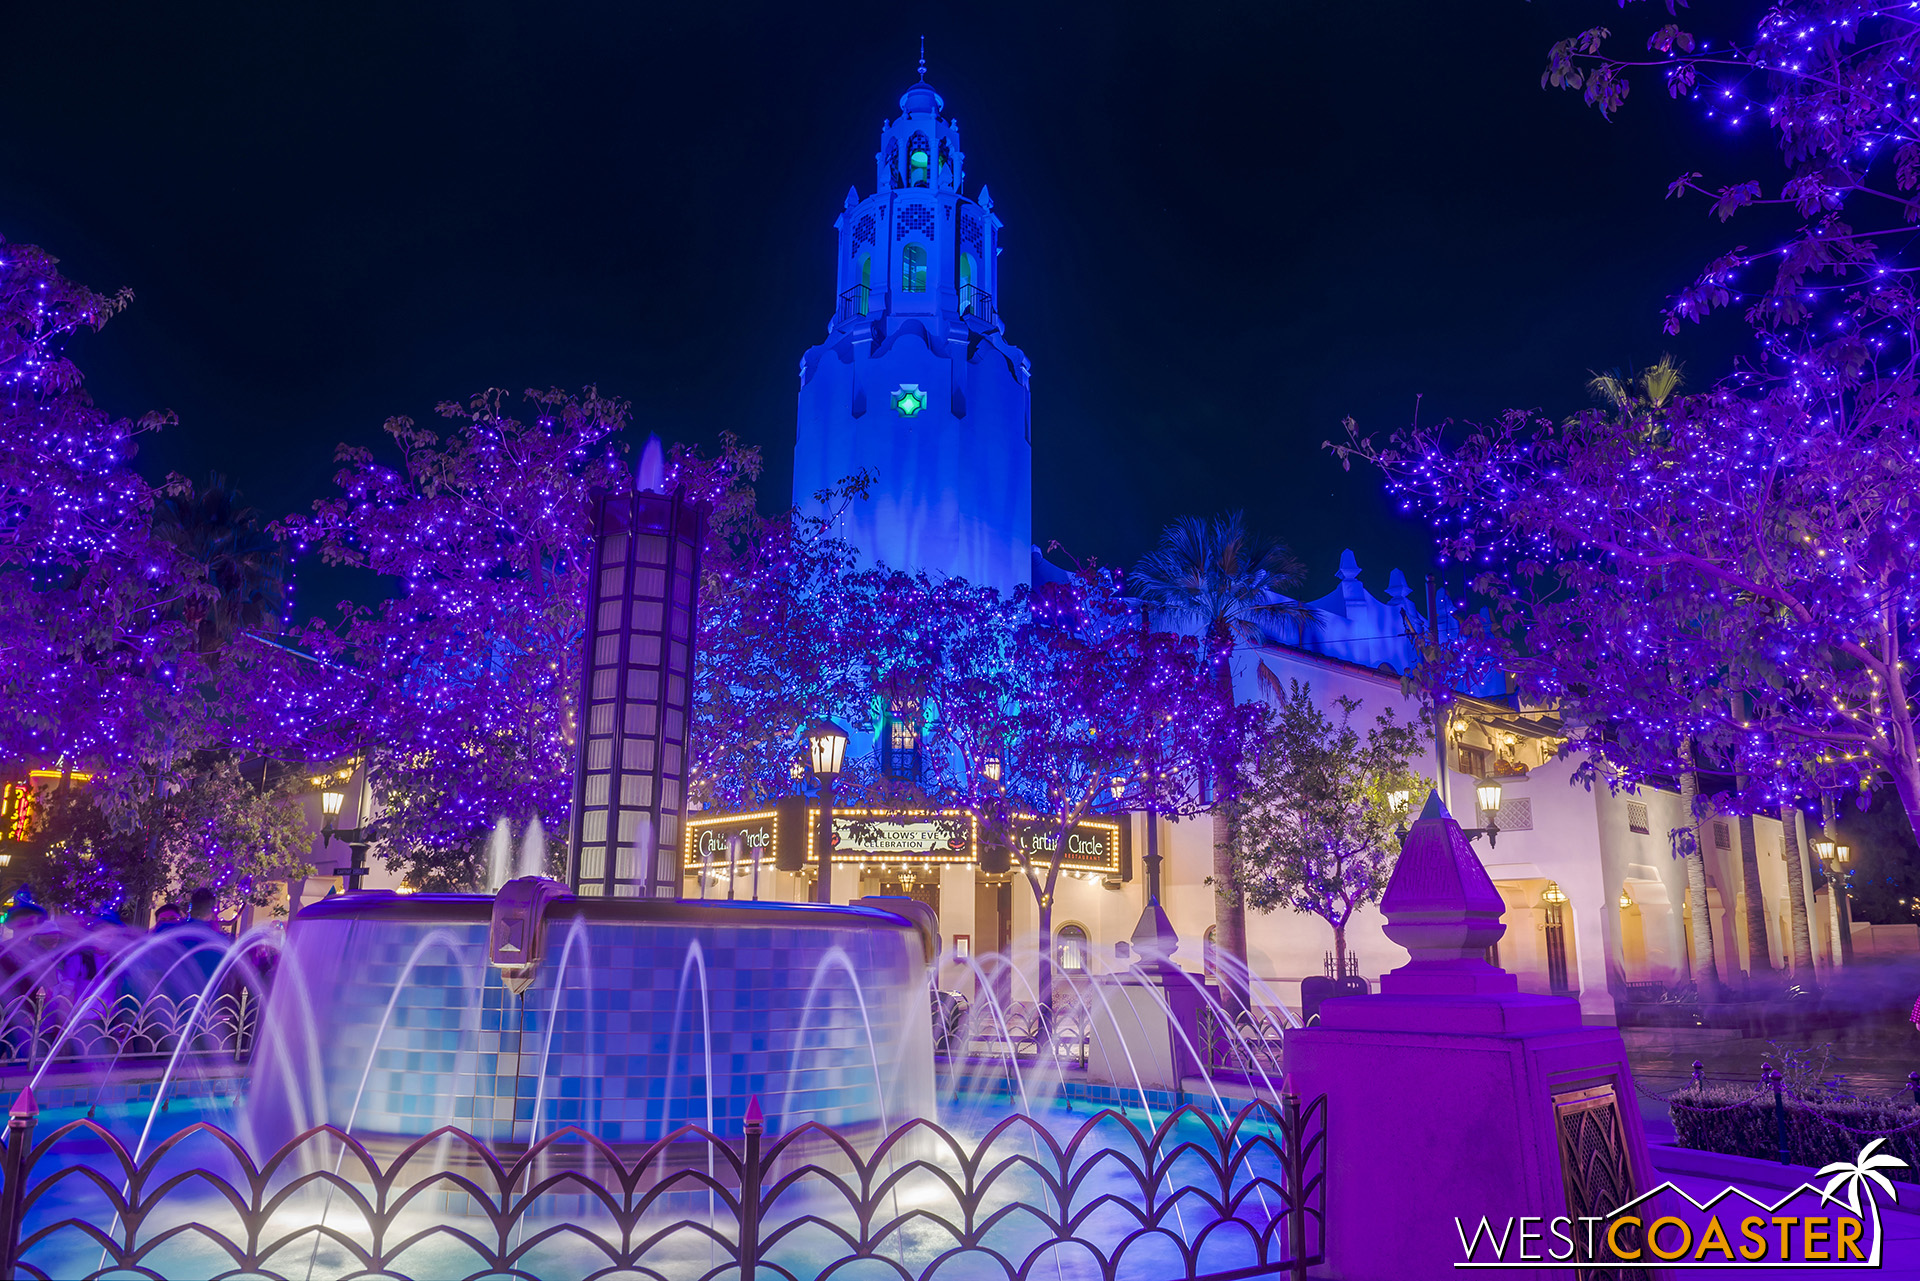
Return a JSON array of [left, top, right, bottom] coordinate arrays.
[[1333, 921, 1347, 980], [1822, 793, 1857, 964], [1210, 637, 1250, 1008], [1036, 885, 1054, 1013], [1779, 804, 1815, 976], [1735, 808, 1768, 983], [1211, 800, 1249, 1007], [1679, 749, 1721, 998], [1732, 718, 1769, 984]]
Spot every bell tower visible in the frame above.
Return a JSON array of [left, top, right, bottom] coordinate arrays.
[[792, 58, 1033, 594]]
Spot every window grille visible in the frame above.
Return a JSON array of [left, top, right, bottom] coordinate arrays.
[[1497, 797, 1533, 832], [1627, 800, 1650, 835]]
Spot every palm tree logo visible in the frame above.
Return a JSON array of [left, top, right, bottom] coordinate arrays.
[[1819, 1137, 1907, 1217]]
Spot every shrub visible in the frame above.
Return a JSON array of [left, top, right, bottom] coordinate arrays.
[[1670, 1084, 1920, 1183]]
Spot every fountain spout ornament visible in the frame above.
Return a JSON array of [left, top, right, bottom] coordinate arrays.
[[488, 876, 574, 996], [1376, 791, 1516, 996]]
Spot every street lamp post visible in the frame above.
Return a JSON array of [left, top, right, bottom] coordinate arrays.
[[807, 720, 848, 905], [1116, 765, 1178, 962]]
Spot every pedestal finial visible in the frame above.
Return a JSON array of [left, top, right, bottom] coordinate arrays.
[[1376, 791, 1516, 995]]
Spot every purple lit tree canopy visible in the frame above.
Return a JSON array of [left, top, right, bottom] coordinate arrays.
[[0, 236, 190, 775], [1333, 1, 1920, 837], [285, 389, 629, 890], [1004, 566, 1223, 1005]]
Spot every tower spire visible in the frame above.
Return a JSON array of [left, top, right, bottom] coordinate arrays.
[[917, 35, 926, 81]]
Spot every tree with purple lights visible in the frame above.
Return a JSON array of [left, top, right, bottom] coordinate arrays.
[[285, 389, 629, 890], [0, 237, 323, 916], [1332, 2, 1920, 865], [688, 448, 875, 813], [1235, 678, 1427, 980], [1004, 566, 1221, 1007], [0, 235, 194, 775]]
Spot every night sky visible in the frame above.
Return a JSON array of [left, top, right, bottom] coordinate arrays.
[[1, 1, 1767, 618]]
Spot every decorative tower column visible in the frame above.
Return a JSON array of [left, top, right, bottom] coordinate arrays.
[[567, 459, 708, 899], [1285, 794, 1659, 1277], [792, 62, 1033, 594]]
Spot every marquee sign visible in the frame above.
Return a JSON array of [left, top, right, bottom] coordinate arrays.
[[683, 806, 1127, 877]]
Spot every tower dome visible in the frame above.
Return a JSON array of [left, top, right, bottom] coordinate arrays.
[[898, 79, 944, 115]]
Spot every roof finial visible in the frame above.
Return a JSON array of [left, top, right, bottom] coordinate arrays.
[[917, 35, 927, 81]]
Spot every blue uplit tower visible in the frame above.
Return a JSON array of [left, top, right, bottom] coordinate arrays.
[[792, 60, 1033, 595]]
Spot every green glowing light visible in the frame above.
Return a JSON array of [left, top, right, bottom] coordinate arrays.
[[892, 386, 926, 417]]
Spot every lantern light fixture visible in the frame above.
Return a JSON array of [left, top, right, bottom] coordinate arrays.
[[1542, 880, 1569, 905], [1476, 780, 1504, 816], [806, 720, 849, 781]]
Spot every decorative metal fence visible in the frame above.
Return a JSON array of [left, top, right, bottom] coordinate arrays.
[[0, 988, 260, 1076], [938, 996, 1096, 1071], [1195, 1006, 1288, 1083], [0, 1091, 1326, 1281]]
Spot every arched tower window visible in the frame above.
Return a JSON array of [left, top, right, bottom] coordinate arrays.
[[908, 133, 931, 187], [857, 254, 871, 316], [901, 243, 928, 293], [958, 252, 978, 314]]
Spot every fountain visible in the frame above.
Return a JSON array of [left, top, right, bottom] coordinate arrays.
[[243, 452, 938, 1157], [242, 882, 936, 1152]]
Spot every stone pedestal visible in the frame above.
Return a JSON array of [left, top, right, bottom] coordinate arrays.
[[1285, 794, 1659, 1279], [1084, 961, 1205, 1098]]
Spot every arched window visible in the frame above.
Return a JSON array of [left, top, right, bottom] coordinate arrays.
[[1056, 924, 1089, 975], [901, 243, 928, 293], [856, 254, 871, 316], [908, 133, 931, 187], [958, 252, 978, 314]]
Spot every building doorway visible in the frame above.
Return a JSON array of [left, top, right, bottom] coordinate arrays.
[[974, 878, 1013, 1001], [1543, 895, 1571, 994]]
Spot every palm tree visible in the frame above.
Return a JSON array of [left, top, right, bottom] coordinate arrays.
[[152, 474, 286, 660], [1585, 353, 1684, 414], [1129, 512, 1316, 1001]]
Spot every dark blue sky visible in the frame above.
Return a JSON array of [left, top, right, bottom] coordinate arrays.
[[1, 1, 1765, 618]]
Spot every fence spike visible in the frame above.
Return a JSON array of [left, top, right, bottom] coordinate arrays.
[[9, 1089, 34, 1120]]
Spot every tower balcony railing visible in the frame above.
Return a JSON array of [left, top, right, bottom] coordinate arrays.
[[958, 283, 994, 327], [837, 284, 872, 324], [833, 283, 997, 327]]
